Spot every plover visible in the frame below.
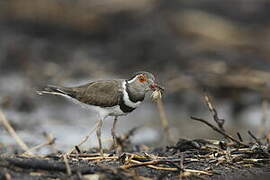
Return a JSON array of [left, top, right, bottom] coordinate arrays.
[[38, 71, 163, 155]]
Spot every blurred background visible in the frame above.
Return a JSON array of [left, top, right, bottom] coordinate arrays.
[[1, 0, 270, 153]]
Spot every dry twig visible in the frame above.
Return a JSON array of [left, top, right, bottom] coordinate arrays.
[[191, 116, 248, 147], [248, 130, 262, 146], [0, 109, 32, 155], [80, 156, 118, 161], [155, 98, 173, 143], [204, 93, 225, 131], [236, 132, 243, 142], [121, 159, 212, 176], [63, 154, 72, 176], [179, 152, 184, 180], [67, 120, 99, 155], [259, 97, 269, 137], [23, 133, 56, 155]]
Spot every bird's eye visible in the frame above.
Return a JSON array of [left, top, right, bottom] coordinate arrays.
[[138, 75, 146, 82]]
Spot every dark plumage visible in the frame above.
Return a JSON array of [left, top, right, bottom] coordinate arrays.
[[40, 80, 122, 107], [72, 80, 122, 107]]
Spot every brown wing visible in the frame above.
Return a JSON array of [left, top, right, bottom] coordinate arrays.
[[71, 80, 122, 107]]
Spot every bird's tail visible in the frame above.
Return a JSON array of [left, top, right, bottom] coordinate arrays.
[[37, 85, 75, 98]]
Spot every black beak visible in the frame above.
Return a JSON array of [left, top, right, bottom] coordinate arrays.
[[156, 84, 165, 91], [150, 83, 165, 91]]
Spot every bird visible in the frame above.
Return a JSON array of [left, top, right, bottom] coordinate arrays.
[[37, 71, 163, 156]]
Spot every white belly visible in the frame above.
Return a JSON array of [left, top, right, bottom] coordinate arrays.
[[94, 105, 126, 116], [74, 99, 127, 119]]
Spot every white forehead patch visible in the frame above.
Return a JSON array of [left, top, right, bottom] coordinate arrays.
[[127, 75, 140, 83]]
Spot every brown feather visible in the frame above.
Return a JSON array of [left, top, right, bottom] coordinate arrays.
[[70, 80, 122, 107]]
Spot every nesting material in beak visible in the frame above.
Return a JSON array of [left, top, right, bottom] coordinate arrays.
[[150, 84, 164, 101]]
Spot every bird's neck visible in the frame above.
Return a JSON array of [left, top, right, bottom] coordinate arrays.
[[125, 80, 145, 103]]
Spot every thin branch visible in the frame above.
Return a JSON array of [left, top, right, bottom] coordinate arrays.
[[204, 93, 225, 131], [259, 97, 268, 137], [191, 116, 248, 147], [63, 154, 72, 176], [156, 98, 173, 143], [179, 152, 184, 180], [67, 120, 99, 155], [75, 146, 81, 154], [44, 132, 58, 153], [0, 109, 33, 155], [22, 135, 56, 155], [237, 132, 243, 142], [180, 152, 184, 170], [121, 159, 212, 175], [248, 130, 262, 146], [80, 156, 118, 161]]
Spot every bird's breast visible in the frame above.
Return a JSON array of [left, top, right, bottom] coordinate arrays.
[[122, 81, 143, 108]]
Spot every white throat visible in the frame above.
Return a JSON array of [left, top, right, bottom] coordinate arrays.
[[122, 81, 141, 108]]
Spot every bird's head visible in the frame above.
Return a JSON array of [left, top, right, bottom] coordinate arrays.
[[127, 71, 164, 93]]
